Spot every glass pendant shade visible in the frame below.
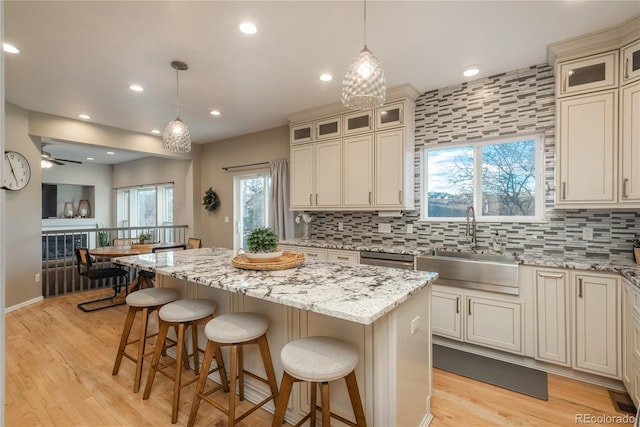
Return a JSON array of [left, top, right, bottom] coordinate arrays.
[[342, 46, 386, 110], [162, 116, 191, 152]]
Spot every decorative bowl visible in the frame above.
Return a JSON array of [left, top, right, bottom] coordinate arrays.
[[237, 249, 284, 263]]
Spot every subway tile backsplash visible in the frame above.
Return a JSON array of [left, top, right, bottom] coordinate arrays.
[[303, 64, 640, 262]]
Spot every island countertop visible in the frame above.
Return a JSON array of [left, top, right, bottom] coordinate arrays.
[[114, 247, 438, 325]]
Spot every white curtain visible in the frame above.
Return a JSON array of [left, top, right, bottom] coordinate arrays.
[[269, 159, 295, 240]]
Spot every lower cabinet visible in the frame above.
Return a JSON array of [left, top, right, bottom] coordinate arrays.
[[534, 269, 570, 366], [278, 245, 359, 264], [432, 285, 523, 355], [623, 279, 640, 406]]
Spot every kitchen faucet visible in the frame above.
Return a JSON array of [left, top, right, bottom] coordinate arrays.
[[465, 205, 476, 249]]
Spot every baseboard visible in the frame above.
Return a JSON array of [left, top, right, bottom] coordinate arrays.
[[5, 296, 44, 313]]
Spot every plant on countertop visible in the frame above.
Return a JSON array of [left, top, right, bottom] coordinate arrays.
[[246, 227, 279, 253], [138, 232, 152, 243], [203, 187, 221, 212], [634, 236, 640, 248], [633, 235, 640, 264]]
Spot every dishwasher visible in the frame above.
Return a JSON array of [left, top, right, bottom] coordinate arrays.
[[359, 251, 415, 270]]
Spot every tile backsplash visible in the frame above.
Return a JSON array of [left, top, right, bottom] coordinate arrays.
[[303, 64, 640, 262]]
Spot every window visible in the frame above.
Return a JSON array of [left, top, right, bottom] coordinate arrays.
[[422, 134, 544, 221], [233, 172, 271, 250], [116, 183, 174, 227]]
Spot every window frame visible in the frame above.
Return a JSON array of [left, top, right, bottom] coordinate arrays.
[[116, 183, 174, 228], [420, 133, 545, 223]]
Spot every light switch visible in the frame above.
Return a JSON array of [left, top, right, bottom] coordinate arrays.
[[411, 316, 420, 335], [224, 216, 230, 223], [338, 222, 344, 231], [378, 223, 391, 233]]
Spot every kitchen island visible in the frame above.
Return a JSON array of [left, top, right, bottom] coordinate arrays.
[[115, 247, 437, 426]]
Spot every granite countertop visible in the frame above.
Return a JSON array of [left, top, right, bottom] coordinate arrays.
[[280, 239, 640, 287], [114, 247, 437, 325]]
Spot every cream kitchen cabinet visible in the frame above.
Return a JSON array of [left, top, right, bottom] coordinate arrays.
[[375, 128, 414, 210], [290, 115, 342, 144], [277, 245, 359, 264], [556, 90, 618, 207], [572, 271, 621, 378], [623, 281, 636, 404], [622, 38, 640, 85], [620, 81, 640, 203], [343, 134, 374, 208], [290, 140, 342, 209], [556, 51, 618, 97], [343, 110, 373, 136], [375, 101, 411, 130], [432, 284, 523, 355], [533, 269, 570, 366]]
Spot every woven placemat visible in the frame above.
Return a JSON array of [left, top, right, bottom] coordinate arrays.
[[232, 252, 305, 271]]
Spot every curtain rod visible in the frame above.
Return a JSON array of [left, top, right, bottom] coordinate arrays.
[[113, 181, 174, 190], [222, 161, 270, 172]]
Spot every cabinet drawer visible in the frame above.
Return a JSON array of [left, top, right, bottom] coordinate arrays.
[[622, 38, 640, 85], [328, 250, 359, 264], [557, 51, 618, 97], [299, 247, 327, 261]]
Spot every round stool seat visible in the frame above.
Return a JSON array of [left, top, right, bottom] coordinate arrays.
[[126, 288, 179, 307], [159, 299, 217, 322], [205, 312, 268, 344], [281, 336, 358, 382]]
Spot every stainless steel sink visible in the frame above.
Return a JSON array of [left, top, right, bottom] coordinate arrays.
[[416, 251, 519, 295]]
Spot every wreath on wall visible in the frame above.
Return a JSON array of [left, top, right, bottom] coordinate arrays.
[[203, 187, 221, 211]]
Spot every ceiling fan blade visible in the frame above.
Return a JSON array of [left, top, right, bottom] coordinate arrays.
[[50, 159, 66, 166], [53, 157, 82, 164]]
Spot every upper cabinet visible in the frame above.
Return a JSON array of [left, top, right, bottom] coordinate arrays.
[[550, 16, 640, 208], [622, 38, 640, 85], [287, 84, 419, 212], [556, 51, 618, 97]]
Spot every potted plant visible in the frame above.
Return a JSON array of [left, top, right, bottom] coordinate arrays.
[[634, 235, 640, 264], [243, 227, 282, 263], [138, 232, 153, 244]]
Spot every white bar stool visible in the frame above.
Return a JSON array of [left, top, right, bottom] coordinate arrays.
[[143, 298, 218, 424], [272, 336, 367, 427], [187, 312, 279, 427], [112, 287, 179, 392]]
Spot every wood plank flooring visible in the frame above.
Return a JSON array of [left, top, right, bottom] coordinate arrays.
[[5, 289, 635, 426]]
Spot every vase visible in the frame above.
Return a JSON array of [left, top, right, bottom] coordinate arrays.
[[302, 223, 310, 240], [63, 202, 74, 218]]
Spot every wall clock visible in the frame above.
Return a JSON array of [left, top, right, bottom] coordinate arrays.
[[3, 151, 31, 191]]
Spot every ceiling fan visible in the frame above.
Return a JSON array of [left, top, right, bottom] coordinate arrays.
[[41, 143, 82, 166]]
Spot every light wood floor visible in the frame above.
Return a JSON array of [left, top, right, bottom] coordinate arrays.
[[5, 289, 635, 426]]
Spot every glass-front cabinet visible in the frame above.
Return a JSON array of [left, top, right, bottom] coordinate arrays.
[[557, 51, 618, 97], [376, 102, 405, 130], [315, 116, 341, 140], [622, 39, 640, 85], [343, 110, 373, 136], [290, 122, 314, 144]]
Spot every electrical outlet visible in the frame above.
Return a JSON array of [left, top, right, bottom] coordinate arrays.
[[378, 223, 391, 233], [406, 224, 413, 234], [582, 227, 593, 240], [338, 222, 344, 231], [224, 216, 230, 223], [411, 316, 420, 335], [35, 273, 40, 283]]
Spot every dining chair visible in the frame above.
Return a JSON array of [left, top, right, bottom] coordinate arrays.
[[75, 247, 130, 312], [187, 237, 203, 249]]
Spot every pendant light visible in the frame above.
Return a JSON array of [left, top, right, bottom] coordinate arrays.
[[341, 0, 386, 110], [162, 60, 191, 153]]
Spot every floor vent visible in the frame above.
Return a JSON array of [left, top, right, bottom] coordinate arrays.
[[608, 389, 636, 415]]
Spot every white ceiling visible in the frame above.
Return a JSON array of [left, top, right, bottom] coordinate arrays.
[[5, 1, 640, 164]]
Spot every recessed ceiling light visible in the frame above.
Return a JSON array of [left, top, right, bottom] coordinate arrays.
[[239, 22, 257, 35], [86, 157, 94, 161], [3, 43, 19, 54], [129, 84, 144, 92], [78, 114, 91, 120], [209, 110, 221, 116], [319, 74, 333, 82], [106, 151, 115, 155], [463, 65, 480, 77], [151, 129, 161, 134]]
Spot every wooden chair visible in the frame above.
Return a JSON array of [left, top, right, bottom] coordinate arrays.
[[75, 247, 129, 312], [137, 244, 187, 287], [113, 238, 140, 246], [187, 237, 202, 249]]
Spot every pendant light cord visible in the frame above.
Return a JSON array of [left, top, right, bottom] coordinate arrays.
[[363, 0, 367, 48], [175, 68, 180, 117]]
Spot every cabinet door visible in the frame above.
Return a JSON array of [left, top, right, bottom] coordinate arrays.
[[556, 90, 618, 206], [557, 51, 618, 97], [375, 129, 405, 207], [314, 140, 342, 207], [376, 102, 404, 130], [623, 282, 635, 397], [573, 273, 620, 378], [343, 110, 373, 136], [465, 295, 522, 354], [316, 116, 341, 140], [432, 289, 463, 341], [620, 82, 640, 203], [343, 134, 374, 208], [534, 270, 569, 366], [327, 249, 359, 264], [290, 145, 314, 208], [291, 122, 314, 144], [622, 39, 640, 85]]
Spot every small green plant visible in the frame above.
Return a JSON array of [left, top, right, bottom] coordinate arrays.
[[203, 187, 221, 211], [633, 235, 640, 248], [139, 232, 152, 242], [96, 224, 110, 247], [246, 227, 279, 253]]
